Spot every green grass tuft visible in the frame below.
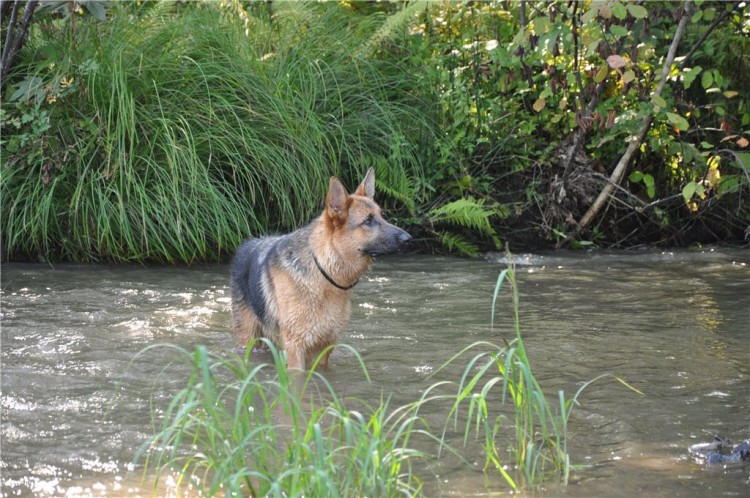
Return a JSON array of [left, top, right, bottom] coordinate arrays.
[[141, 341, 434, 497], [1, 2, 433, 262], [437, 259, 642, 490]]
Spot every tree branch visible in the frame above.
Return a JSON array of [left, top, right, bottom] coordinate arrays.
[[574, 0, 695, 235], [678, 1, 742, 69], [1, 0, 38, 89]]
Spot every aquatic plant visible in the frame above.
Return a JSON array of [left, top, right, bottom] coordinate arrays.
[[438, 262, 641, 490], [141, 342, 434, 497], [142, 258, 640, 495]]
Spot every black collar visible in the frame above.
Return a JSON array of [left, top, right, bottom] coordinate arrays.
[[312, 253, 359, 291]]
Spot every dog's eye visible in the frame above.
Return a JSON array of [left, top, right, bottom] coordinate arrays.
[[362, 215, 375, 227]]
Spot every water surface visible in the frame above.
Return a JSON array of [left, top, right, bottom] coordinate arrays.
[[2, 249, 749, 496]]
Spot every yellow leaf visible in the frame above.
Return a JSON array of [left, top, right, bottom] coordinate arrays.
[[533, 97, 546, 112], [595, 64, 609, 83]]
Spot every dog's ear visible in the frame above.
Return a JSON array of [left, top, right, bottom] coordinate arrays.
[[326, 176, 349, 222], [354, 167, 375, 199]]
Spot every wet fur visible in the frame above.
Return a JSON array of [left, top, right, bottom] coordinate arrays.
[[230, 168, 410, 370]]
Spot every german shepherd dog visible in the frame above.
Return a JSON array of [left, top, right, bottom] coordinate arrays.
[[230, 168, 411, 370]]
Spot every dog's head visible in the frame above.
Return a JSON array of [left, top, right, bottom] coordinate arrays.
[[325, 167, 411, 257]]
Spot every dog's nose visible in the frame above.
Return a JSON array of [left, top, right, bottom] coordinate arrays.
[[399, 231, 412, 244]]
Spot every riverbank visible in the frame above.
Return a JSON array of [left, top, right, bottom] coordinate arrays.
[[2, 2, 748, 263]]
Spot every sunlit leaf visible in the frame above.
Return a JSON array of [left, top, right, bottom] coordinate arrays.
[[629, 171, 644, 182], [623, 70, 635, 83], [532, 97, 546, 112], [666, 112, 689, 131], [682, 66, 702, 89], [701, 70, 713, 89], [594, 64, 609, 83], [643, 173, 655, 199]]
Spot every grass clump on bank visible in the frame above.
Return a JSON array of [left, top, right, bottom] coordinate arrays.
[[1, 2, 432, 262]]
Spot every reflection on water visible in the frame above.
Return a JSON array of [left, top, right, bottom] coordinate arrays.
[[2, 249, 749, 497]]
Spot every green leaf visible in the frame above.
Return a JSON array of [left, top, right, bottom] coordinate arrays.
[[666, 112, 689, 131], [701, 70, 713, 89], [532, 97, 546, 112], [643, 174, 655, 199], [682, 181, 696, 201], [682, 66, 702, 89], [623, 70, 635, 84], [612, 2, 627, 20], [626, 4, 648, 19], [581, 6, 598, 24], [629, 171, 644, 182], [586, 39, 601, 57], [716, 176, 739, 196], [85, 1, 107, 22], [735, 153, 750, 172], [712, 69, 724, 87], [651, 94, 667, 109], [9, 76, 44, 102], [610, 24, 629, 37]]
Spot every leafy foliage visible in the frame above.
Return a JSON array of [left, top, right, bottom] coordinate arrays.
[[2, 0, 749, 262], [407, 0, 750, 248]]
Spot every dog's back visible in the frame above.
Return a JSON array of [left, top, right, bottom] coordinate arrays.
[[230, 235, 282, 340]]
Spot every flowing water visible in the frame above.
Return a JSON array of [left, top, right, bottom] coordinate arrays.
[[2, 249, 749, 497]]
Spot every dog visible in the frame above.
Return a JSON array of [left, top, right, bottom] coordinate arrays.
[[230, 167, 411, 370]]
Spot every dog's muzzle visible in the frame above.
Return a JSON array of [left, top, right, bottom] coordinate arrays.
[[364, 227, 411, 257]]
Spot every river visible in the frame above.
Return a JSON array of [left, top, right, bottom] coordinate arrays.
[[2, 249, 749, 496]]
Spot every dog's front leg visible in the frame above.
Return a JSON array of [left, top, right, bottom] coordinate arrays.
[[284, 340, 305, 370]]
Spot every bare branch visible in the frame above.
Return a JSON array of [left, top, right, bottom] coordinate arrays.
[[1, 0, 39, 88]]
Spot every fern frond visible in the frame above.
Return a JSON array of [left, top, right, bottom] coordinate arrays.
[[356, 1, 430, 58], [433, 230, 479, 257], [361, 155, 417, 213], [428, 197, 496, 236], [376, 181, 416, 213]]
